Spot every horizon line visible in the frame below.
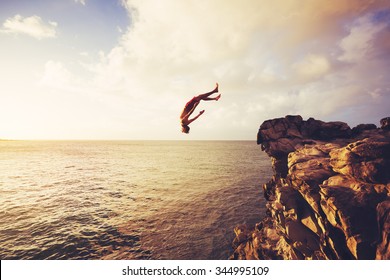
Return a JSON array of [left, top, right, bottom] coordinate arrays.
[[0, 138, 256, 142]]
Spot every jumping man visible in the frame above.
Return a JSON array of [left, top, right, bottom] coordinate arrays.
[[180, 83, 221, 134]]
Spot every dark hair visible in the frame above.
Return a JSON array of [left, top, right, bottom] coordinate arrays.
[[181, 125, 190, 134]]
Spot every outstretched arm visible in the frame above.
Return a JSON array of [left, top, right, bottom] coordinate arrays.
[[188, 110, 205, 124], [183, 101, 199, 120]]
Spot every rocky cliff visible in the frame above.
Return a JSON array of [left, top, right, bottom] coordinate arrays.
[[231, 116, 390, 260]]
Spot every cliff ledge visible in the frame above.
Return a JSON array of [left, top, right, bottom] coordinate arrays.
[[231, 116, 390, 260]]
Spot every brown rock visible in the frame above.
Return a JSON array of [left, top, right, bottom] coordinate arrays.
[[303, 118, 351, 140], [329, 137, 390, 184], [232, 225, 251, 247], [320, 177, 387, 259], [352, 123, 377, 135], [231, 116, 389, 260], [285, 220, 320, 252], [257, 115, 351, 161], [271, 156, 289, 176], [380, 117, 390, 130], [376, 200, 390, 259], [288, 143, 338, 185]]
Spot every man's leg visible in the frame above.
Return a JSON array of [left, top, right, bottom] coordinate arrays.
[[195, 83, 220, 101]]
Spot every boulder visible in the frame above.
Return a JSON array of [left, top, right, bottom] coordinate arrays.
[[376, 200, 390, 259], [329, 137, 390, 184], [380, 117, 390, 130], [352, 124, 377, 135]]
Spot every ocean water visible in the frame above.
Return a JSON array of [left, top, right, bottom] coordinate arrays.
[[0, 140, 272, 260]]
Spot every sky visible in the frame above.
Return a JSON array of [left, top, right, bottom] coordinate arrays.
[[0, 0, 389, 140]]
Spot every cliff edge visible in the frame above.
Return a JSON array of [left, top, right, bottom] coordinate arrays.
[[231, 116, 390, 260]]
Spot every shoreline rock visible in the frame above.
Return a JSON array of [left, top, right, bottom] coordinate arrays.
[[231, 116, 390, 260]]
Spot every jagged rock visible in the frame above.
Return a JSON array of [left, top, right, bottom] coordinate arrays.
[[376, 200, 390, 259], [303, 118, 352, 140], [232, 115, 390, 260], [329, 137, 390, 184], [352, 123, 377, 135], [285, 220, 320, 255], [320, 176, 387, 259], [380, 117, 390, 130], [257, 116, 351, 176], [288, 143, 338, 185], [232, 225, 251, 248]]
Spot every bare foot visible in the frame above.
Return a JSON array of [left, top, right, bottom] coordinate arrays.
[[213, 82, 219, 93], [215, 94, 221, 101]]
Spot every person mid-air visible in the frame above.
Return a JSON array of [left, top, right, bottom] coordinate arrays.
[[180, 83, 221, 134]]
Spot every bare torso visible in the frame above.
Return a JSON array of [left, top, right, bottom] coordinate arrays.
[[179, 83, 220, 131]]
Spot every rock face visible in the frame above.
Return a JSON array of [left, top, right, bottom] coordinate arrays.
[[231, 116, 390, 260]]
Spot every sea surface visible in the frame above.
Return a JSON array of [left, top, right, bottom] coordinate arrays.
[[0, 140, 272, 260]]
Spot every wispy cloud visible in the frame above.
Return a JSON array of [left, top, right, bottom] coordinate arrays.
[[292, 54, 331, 80], [39, 60, 72, 89], [1, 14, 57, 39], [4, 0, 389, 140], [338, 13, 388, 63], [74, 0, 87, 6], [95, 0, 390, 128]]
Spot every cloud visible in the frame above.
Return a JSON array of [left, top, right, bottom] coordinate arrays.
[[1, 14, 57, 39], [31, 1, 390, 139], [39, 61, 72, 89], [111, 1, 387, 77], [339, 13, 388, 63], [292, 54, 331, 80], [92, 1, 389, 134], [74, 0, 87, 6]]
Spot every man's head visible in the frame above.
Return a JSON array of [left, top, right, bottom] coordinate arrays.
[[181, 125, 190, 134]]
